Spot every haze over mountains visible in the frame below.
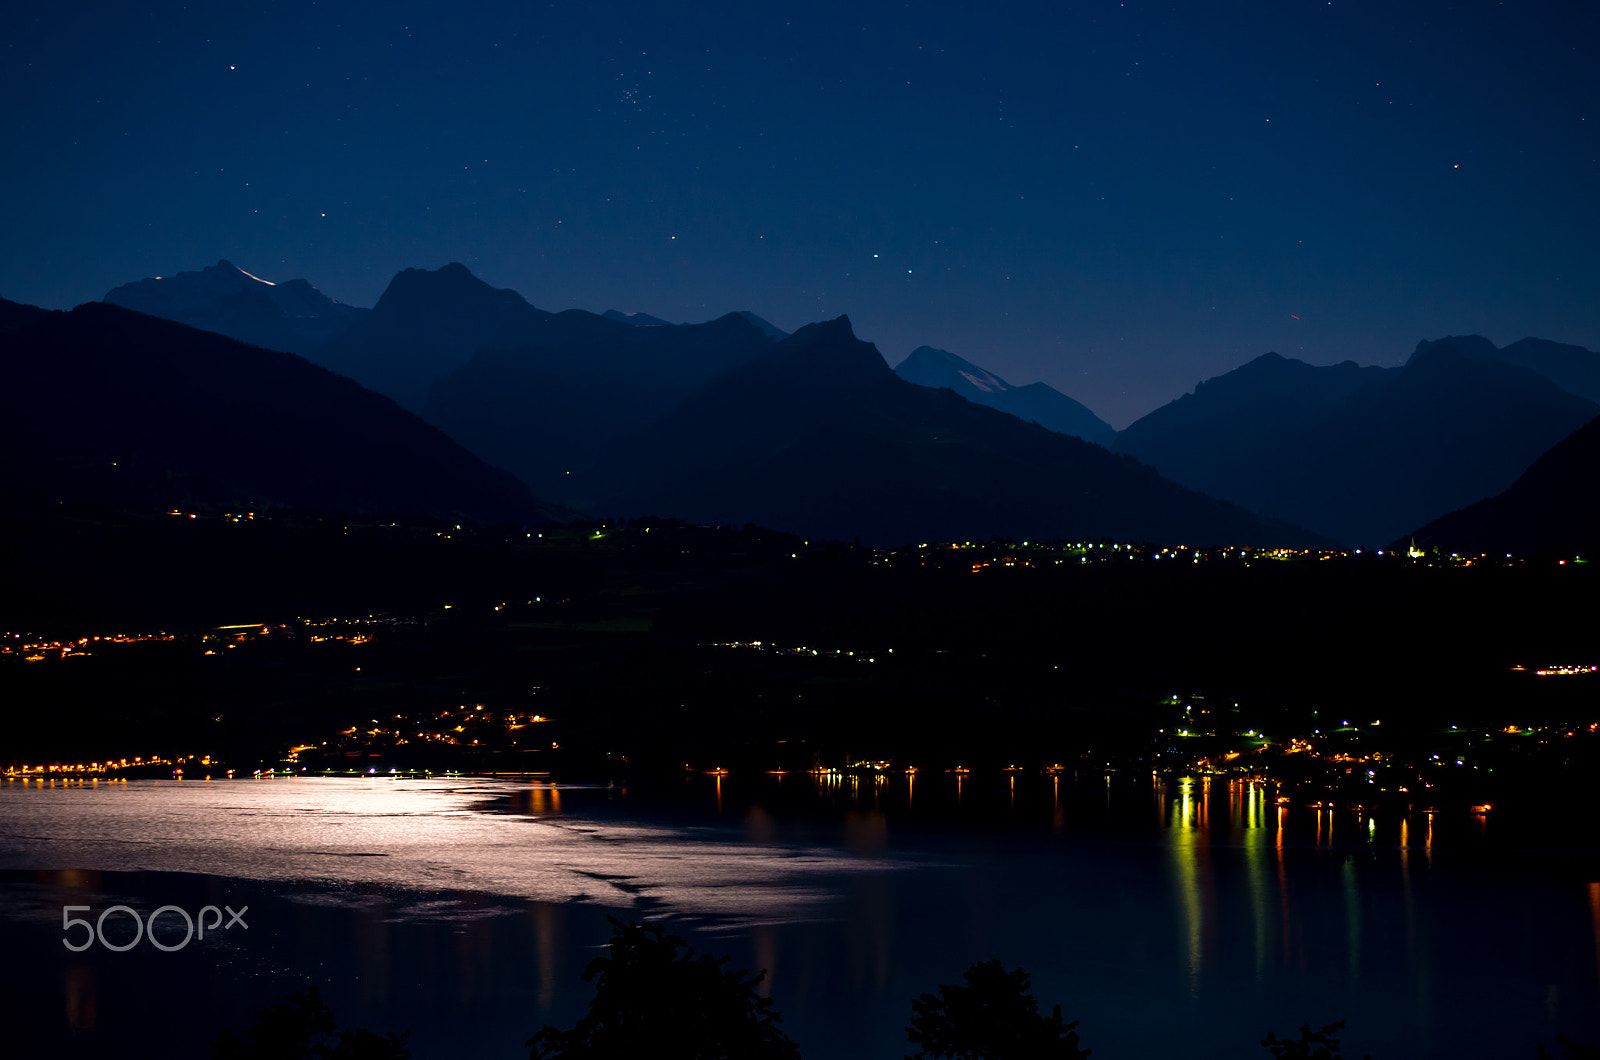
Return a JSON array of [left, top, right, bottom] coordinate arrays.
[[54, 259, 1600, 551], [0, 298, 553, 524]]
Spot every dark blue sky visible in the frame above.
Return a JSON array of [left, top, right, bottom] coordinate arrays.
[[3, 0, 1595, 425]]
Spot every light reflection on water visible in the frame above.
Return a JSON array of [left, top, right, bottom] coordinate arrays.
[[4, 772, 1600, 1059], [0, 777, 903, 921]]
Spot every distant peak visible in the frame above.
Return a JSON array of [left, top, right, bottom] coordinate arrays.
[[1409, 334, 1499, 365], [603, 309, 677, 327], [769, 315, 896, 380], [1231, 352, 1321, 375], [900, 346, 979, 371], [207, 260, 276, 286], [1248, 351, 1286, 365], [377, 263, 531, 309], [393, 262, 475, 282], [904, 345, 960, 363], [789, 315, 855, 343], [894, 346, 1014, 394]]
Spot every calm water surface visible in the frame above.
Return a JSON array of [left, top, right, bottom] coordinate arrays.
[[3, 772, 1598, 1058]]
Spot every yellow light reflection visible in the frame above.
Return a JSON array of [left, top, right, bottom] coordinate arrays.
[[1244, 783, 1269, 981], [1170, 777, 1210, 998]]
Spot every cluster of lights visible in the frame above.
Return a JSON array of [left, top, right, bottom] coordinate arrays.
[[5, 753, 216, 777], [2, 614, 408, 665], [167, 509, 255, 522], [705, 641, 887, 663]]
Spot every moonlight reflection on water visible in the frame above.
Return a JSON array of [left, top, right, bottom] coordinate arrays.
[[0, 777, 905, 922], [6, 773, 1600, 1059]]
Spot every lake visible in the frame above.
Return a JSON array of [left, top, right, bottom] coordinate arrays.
[[3, 771, 1598, 1058]]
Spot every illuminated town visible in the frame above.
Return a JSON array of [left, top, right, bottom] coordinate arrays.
[[5, 523, 1593, 816]]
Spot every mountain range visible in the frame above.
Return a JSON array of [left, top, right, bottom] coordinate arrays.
[[0, 298, 555, 524], [1415, 334, 1600, 405], [1409, 414, 1600, 556], [1114, 341, 1599, 547], [893, 346, 1117, 446], [423, 305, 781, 496], [572, 316, 1324, 547], [104, 260, 368, 357], [309, 263, 547, 413], [602, 309, 678, 328], [603, 309, 790, 340], [69, 259, 1600, 551]]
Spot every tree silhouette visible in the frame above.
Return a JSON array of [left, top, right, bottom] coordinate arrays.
[[1539, 1035, 1600, 1059], [905, 958, 1089, 1059], [1260, 1019, 1369, 1060], [210, 987, 411, 1060], [526, 917, 800, 1060]]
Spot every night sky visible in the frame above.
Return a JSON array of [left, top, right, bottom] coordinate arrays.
[[3, 1, 1595, 426]]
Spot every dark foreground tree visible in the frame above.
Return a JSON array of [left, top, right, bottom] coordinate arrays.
[[526, 917, 800, 1060], [906, 958, 1089, 1059], [1260, 1019, 1369, 1060], [210, 987, 411, 1059]]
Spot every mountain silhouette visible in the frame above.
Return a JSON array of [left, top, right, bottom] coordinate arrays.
[[103, 260, 367, 356], [1408, 334, 1500, 363], [1114, 342, 1599, 546], [1414, 333, 1600, 404], [894, 346, 1116, 446], [0, 299, 557, 524], [731, 311, 789, 341], [1114, 353, 1389, 506], [0, 296, 53, 334], [314, 265, 793, 419], [572, 317, 1327, 547], [311, 263, 552, 411], [423, 309, 779, 496], [603, 309, 678, 327], [1407, 413, 1600, 555], [604, 308, 789, 340]]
